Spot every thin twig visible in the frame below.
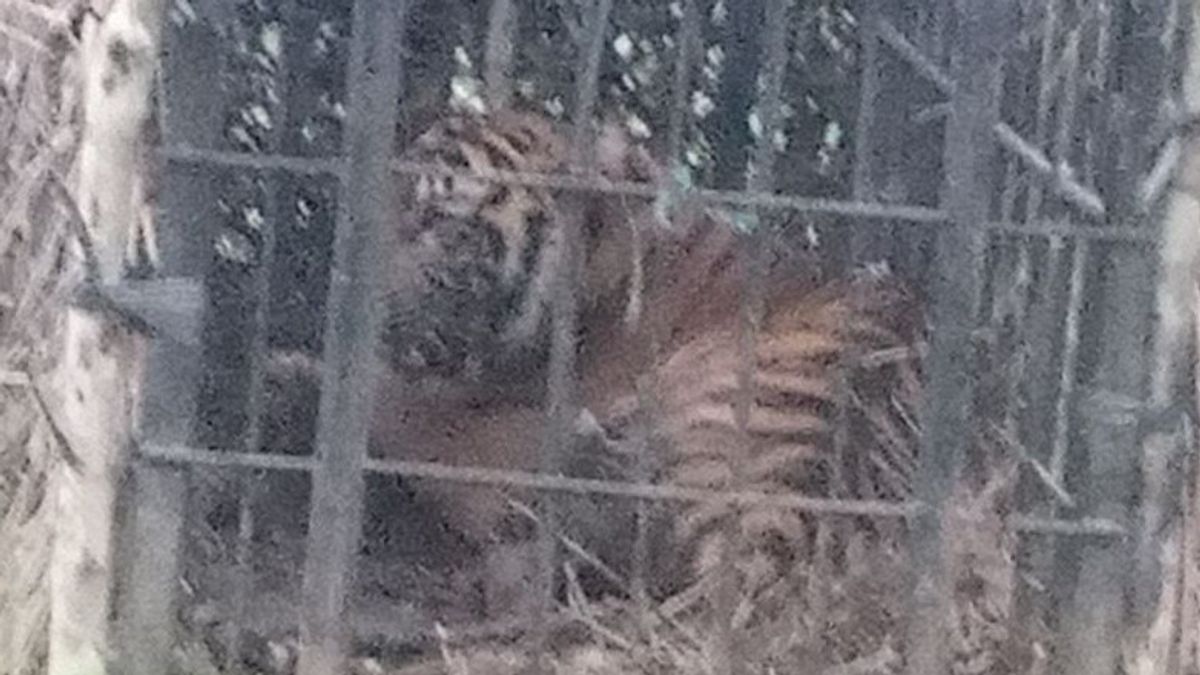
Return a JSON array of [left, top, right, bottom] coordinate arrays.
[[26, 369, 83, 471]]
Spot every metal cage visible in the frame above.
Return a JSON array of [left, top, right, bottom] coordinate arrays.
[[109, 0, 1194, 673]]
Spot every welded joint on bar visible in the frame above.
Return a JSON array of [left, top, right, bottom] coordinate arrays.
[[875, 17, 954, 93], [986, 421, 1076, 508], [72, 277, 206, 347], [876, 17, 1107, 219], [994, 123, 1106, 217], [1138, 135, 1182, 208]]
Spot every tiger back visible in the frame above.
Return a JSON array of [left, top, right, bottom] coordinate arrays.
[[579, 265, 926, 595]]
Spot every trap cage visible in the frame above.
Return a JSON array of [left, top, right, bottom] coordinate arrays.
[[108, 0, 1198, 673]]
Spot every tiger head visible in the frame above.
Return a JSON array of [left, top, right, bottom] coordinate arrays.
[[378, 109, 670, 390]]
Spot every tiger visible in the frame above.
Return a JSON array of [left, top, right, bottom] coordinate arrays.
[[571, 261, 1021, 672], [258, 104, 1018, 669], [255, 106, 676, 615], [377, 108, 666, 398]]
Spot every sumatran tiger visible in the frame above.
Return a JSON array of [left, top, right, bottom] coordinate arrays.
[[262, 109, 1016, 667]]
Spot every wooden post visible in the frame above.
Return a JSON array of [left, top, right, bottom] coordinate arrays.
[[49, 1, 162, 674]]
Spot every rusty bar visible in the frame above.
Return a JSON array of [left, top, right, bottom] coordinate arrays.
[[905, 3, 1013, 675], [294, 0, 406, 672], [163, 138, 1185, 232]]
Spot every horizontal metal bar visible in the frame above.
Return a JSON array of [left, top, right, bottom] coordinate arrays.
[[1012, 515, 1126, 537], [365, 459, 1125, 538], [363, 457, 919, 518], [138, 443, 317, 472], [391, 157, 949, 223], [158, 153, 1144, 242], [390, 157, 663, 198], [137, 444, 1124, 537], [205, 586, 571, 648], [160, 144, 345, 177], [389, 159, 1151, 241], [984, 218, 1154, 242]]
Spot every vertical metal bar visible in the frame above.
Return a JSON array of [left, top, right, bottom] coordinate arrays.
[[1061, 269, 1149, 675], [1050, 243, 1087, 483], [115, 465, 186, 675], [906, 3, 1012, 675], [665, 0, 699, 169], [626, 0, 698, 618], [1041, 24, 1084, 483], [629, 377, 656, 610], [1024, 0, 1060, 223], [1057, 3, 1150, 671], [225, 5, 294, 658], [850, 1, 884, 264], [117, 15, 227, 667], [1015, 1, 1076, 632], [713, 2, 791, 674], [528, 1, 614, 669], [484, 0, 517, 109], [711, 0, 763, 192], [294, 0, 405, 672]]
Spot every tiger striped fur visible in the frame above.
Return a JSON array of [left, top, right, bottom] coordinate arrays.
[[576, 260, 1021, 672], [379, 108, 663, 393], [579, 264, 928, 589], [257, 107, 1020, 670]]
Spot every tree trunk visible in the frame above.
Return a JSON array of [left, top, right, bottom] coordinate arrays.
[[47, 1, 160, 673]]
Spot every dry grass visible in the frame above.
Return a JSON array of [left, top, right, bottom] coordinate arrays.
[[164, 458, 1032, 675], [0, 1, 86, 672]]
